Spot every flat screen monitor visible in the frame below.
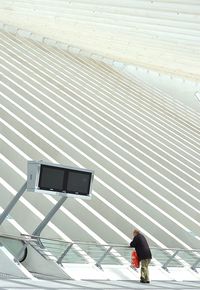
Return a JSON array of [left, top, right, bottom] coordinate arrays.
[[27, 161, 94, 199], [39, 165, 65, 192], [66, 170, 92, 195]]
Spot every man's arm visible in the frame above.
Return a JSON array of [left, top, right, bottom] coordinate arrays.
[[130, 238, 135, 247]]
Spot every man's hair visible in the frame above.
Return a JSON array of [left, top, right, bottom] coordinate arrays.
[[133, 229, 140, 235]]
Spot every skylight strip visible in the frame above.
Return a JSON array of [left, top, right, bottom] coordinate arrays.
[[116, 61, 200, 119], [1, 8, 200, 115], [15, 37, 187, 115], [86, 75, 200, 147], [2, 82, 200, 224], [1, 31, 198, 133], [1, 154, 27, 179], [0, 146, 119, 244], [0, 177, 73, 243], [93, 60, 200, 126], [2, 151, 134, 246], [1, 47, 199, 170], [1, 116, 200, 250], [1, 36, 200, 214], [44, 195, 105, 245], [2, 179, 95, 263], [0, 123, 165, 248], [1, 55, 200, 179], [0, 202, 28, 235], [61, 51, 200, 124], [45, 195, 131, 265], [118, 78, 200, 128], [77, 199, 130, 242], [74, 83, 200, 156], [48, 54, 200, 143], [0, 70, 199, 193], [84, 56, 200, 125], [92, 189, 169, 248], [0, 134, 30, 160], [4, 86, 200, 222], [1, 151, 189, 249], [35, 67, 200, 164], [1, 66, 200, 192], [1, 103, 197, 249], [0, 107, 193, 248], [60, 89, 200, 167], [0, 121, 55, 163], [0, 133, 166, 248], [88, 83, 200, 149], [0, 26, 199, 250], [2, 92, 199, 248], [18, 34, 200, 129], [2, 34, 199, 145], [2, 73, 200, 200], [2, 78, 200, 216], [0, 164, 102, 263], [0, 127, 157, 245], [0, 103, 78, 165], [93, 177, 195, 250], [1, 144, 168, 252], [107, 73, 200, 128]]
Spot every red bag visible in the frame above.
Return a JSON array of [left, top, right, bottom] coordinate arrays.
[[131, 250, 140, 268]]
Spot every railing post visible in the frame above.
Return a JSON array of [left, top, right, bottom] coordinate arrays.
[[191, 257, 200, 272], [162, 250, 179, 270], [96, 246, 113, 269], [57, 243, 74, 265]]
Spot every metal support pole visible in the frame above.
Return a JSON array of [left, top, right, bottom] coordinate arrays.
[[32, 196, 67, 237], [57, 243, 74, 265], [0, 182, 27, 225], [96, 246, 113, 269], [191, 257, 200, 272], [162, 250, 179, 270]]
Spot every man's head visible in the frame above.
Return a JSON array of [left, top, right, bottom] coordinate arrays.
[[133, 229, 140, 237]]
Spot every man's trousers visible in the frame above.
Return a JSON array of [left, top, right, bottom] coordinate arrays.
[[140, 259, 151, 282]]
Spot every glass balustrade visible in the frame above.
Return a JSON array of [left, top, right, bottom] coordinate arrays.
[[1, 234, 200, 271], [0, 236, 27, 262]]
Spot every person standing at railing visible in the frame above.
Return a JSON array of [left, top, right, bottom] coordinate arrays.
[[130, 229, 152, 284]]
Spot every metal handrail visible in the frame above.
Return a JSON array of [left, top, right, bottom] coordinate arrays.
[[1, 233, 200, 253], [1, 233, 200, 271], [1, 233, 200, 255]]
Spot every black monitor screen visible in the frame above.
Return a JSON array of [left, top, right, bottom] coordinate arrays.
[[66, 170, 91, 195], [39, 165, 65, 192]]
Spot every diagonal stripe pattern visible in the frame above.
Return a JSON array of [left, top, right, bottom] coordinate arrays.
[[1, 29, 200, 251]]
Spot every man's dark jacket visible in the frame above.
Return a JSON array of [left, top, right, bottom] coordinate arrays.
[[130, 233, 152, 261]]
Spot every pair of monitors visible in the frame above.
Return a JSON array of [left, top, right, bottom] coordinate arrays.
[[27, 161, 94, 199]]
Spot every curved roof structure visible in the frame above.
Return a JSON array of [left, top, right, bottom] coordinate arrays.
[[1, 29, 200, 250], [0, 0, 200, 80]]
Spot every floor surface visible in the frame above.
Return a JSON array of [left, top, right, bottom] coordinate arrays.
[[0, 279, 199, 290]]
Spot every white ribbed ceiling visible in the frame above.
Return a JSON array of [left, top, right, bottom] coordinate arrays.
[[0, 0, 200, 80], [1, 29, 200, 250]]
